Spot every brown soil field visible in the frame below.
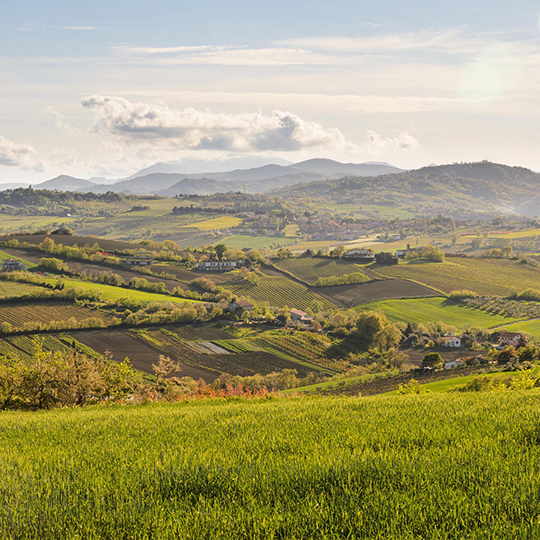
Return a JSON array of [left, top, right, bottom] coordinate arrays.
[[68, 325, 325, 380], [316, 278, 442, 308], [69, 328, 218, 382]]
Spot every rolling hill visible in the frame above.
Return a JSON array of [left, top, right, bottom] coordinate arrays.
[[271, 161, 540, 217]]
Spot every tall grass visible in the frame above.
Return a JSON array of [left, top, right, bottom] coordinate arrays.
[[2, 392, 540, 538]]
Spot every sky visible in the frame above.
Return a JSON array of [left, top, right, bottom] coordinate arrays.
[[1, 0, 540, 184]]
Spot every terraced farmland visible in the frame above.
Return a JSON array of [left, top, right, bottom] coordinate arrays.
[[0, 302, 113, 330], [356, 297, 521, 328], [69, 326, 333, 380], [226, 273, 335, 310], [272, 258, 370, 284], [376, 257, 540, 296]]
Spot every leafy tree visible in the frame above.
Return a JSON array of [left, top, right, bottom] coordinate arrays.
[[375, 252, 398, 265], [422, 352, 443, 369], [214, 244, 228, 261]]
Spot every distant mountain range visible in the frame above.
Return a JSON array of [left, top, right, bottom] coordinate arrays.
[[27, 159, 403, 195]]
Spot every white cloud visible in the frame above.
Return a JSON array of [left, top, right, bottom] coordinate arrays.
[[0, 136, 36, 167], [81, 95, 356, 153], [278, 28, 535, 56], [363, 131, 419, 155], [52, 26, 98, 30], [113, 45, 342, 66]]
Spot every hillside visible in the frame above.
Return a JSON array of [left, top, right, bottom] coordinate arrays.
[[272, 161, 540, 217], [2, 392, 540, 538]]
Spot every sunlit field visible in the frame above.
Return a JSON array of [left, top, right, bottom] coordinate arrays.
[[3, 392, 540, 538]]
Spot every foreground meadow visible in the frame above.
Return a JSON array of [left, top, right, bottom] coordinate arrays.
[[2, 393, 540, 539]]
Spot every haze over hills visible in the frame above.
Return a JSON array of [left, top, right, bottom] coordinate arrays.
[[271, 161, 540, 218], [38, 159, 403, 195]]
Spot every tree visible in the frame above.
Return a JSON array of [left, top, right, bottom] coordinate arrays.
[[39, 257, 68, 273], [332, 245, 347, 259], [422, 352, 443, 369], [214, 244, 228, 261], [421, 245, 444, 262]]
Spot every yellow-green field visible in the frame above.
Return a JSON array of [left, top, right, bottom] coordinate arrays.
[[4, 393, 540, 538], [355, 297, 520, 328], [48, 278, 201, 305], [376, 258, 540, 296], [499, 319, 540, 337], [182, 216, 242, 231]]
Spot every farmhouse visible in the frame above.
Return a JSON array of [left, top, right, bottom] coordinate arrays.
[[2, 258, 26, 272], [343, 249, 375, 261], [444, 359, 464, 370], [289, 308, 314, 327], [499, 332, 526, 347], [289, 309, 307, 321], [196, 260, 241, 272], [125, 251, 154, 266], [439, 336, 461, 348]]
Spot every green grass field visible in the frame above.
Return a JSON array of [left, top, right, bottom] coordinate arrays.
[[3, 392, 540, 538], [500, 319, 540, 337], [50, 278, 201, 305], [355, 297, 520, 328], [376, 257, 540, 296], [0, 281, 43, 298], [272, 258, 368, 284]]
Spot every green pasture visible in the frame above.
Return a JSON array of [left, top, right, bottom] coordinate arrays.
[[3, 392, 540, 538], [376, 257, 540, 296], [499, 319, 540, 337], [355, 296, 520, 328], [48, 278, 201, 305]]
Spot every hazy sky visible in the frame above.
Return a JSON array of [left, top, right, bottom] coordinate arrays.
[[2, 0, 540, 183]]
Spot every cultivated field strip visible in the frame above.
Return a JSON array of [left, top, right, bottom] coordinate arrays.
[[226, 273, 335, 310], [376, 257, 540, 296], [272, 258, 369, 284], [0, 302, 113, 329]]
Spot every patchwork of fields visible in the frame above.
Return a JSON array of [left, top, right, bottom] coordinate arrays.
[[356, 297, 520, 328], [376, 257, 540, 296], [69, 325, 343, 381]]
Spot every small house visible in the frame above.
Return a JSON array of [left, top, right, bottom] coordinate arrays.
[[2, 259, 26, 272], [289, 308, 307, 322], [439, 336, 461, 348], [444, 359, 464, 370], [125, 251, 154, 266], [395, 249, 407, 258], [499, 332, 526, 347]]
